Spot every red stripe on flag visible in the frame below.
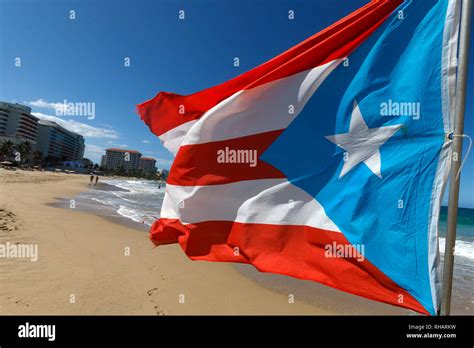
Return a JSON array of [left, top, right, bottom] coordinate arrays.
[[167, 130, 286, 186], [150, 218, 429, 315], [137, 0, 403, 138]]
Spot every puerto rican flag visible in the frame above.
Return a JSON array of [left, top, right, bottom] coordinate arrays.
[[138, 0, 461, 315]]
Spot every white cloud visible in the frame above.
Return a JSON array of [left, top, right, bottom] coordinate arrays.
[[142, 140, 151, 144], [85, 144, 106, 154], [28, 99, 68, 113], [84, 144, 105, 163], [106, 141, 128, 147], [32, 112, 119, 139]]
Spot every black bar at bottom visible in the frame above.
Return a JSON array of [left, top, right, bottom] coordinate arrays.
[[0, 315, 472, 345]]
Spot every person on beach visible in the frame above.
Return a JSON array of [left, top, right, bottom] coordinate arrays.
[[89, 174, 94, 184], [95, 175, 99, 185]]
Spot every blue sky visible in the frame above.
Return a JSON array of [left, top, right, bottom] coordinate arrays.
[[0, 0, 472, 207]]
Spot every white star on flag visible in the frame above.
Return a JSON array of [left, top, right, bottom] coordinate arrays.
[[326, 101, 403, 179]]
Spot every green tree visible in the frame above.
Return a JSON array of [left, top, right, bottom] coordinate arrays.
[[0, 140, 15, 160], [15, 141, 33, 164], [32, 151, 44, 167]]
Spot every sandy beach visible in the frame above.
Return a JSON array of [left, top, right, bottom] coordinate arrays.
[[0, 169, 336, 315], [2, 169, 471, 315]]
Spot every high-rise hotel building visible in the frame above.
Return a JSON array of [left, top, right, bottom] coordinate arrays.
[[0, 101, 85, 162], [139, 157, 157, 174], [0, 102, 39, 146], [36, 120, 85, 162], [100, 148, 142, 172]]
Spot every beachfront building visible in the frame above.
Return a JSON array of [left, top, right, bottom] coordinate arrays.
[[138, 157, 157, 174], [36, 120, 85, 162], [101, 148, 142, 173], [0, 102, 39, 146]]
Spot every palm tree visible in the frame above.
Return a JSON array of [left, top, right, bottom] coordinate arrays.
[[0, 140, 15, 160], [15, 141, 33, 164], [32, 150, 44, 167]]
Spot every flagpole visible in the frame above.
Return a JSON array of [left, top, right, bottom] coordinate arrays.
[[440, 0, 472, 316]]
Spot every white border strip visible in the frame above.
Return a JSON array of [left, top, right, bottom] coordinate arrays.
[[427, 0, 461, 314]]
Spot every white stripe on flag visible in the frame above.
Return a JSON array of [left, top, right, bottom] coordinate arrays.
[[161, 179, 340, 232], [181, 59, 342, 146], [159, 120, 198, 155]]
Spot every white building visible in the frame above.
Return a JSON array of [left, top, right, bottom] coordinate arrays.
[[139, 157, 157, 174], [36, 120, 85, 162], [0, 102, 39, 146], [101, 148, 142, 172]]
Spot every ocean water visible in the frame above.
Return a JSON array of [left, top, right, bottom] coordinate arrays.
[[75, 179, 165, 227], [439, 206, 474, 262], [72, 178, 474, 314]]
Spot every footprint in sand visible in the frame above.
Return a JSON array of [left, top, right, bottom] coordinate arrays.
[[146, 287, 159, 296], [0, 209, 20, 233], [7, 297, 30, 307], [146, 288, 167, 315], [153, 305, 167, 315]]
